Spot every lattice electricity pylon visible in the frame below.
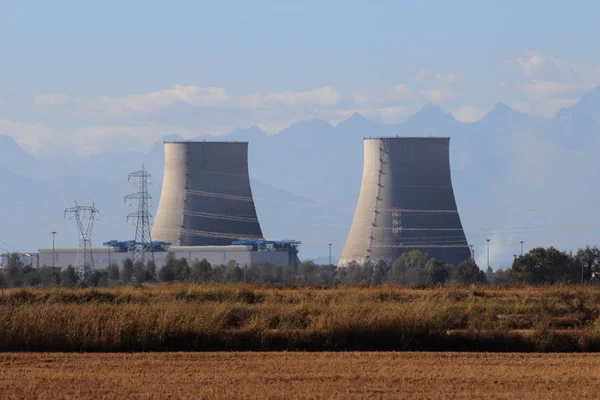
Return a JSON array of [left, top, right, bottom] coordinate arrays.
[[64, 202, 99, 280], [125, 165, 154, 265]]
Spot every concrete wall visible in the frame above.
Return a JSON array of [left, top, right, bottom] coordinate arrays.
[[151, 141, 264, 246], [339, 137, 471, 267], [1, 245, 292, 270]]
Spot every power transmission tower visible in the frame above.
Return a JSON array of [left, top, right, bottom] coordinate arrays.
[[125, 165, 154, 265], [64, 202, 99, 280]]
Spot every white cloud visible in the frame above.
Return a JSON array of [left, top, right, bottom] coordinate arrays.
[[0, 119, 53, 155], [352, 69, 462, 110], [413, 68, 465, 87], [35, 86, 230, 117], [419, 88, 456, 104], [70, 125, 199, 155], [452, 106, 489, 123], [345, 106, 411, 124], [512, 51, 600, 85], [34, 93, 71, 107], [0, 119, 207, 156], [510, 51, 600, 116], [521, 80, 578, 98], [513, 52, 553, 78], [16, 69, 465, 155], [370, 106, 411, 123], [508, 97, 579, 117], [352, 84, 410, 106], [34, 85, 343, 117], [242, 86, 342, 110]]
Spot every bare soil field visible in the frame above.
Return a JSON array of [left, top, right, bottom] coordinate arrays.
[[1, 352, 600, 399]]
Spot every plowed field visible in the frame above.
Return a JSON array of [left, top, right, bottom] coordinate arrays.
[[2, 352, 600, 399]]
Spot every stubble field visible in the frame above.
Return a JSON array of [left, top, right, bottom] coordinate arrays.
[[2, 352, 600, 399]]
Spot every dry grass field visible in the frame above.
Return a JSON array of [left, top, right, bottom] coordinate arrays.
[[2, 284, 600, 351], [1, 352, 600, 399]]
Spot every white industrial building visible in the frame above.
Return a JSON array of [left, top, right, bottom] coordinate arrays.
[[1, 241, 300, 271]]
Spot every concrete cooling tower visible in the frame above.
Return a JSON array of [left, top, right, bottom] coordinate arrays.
[[339, 137, 471, 267], [152, 141, 264, 246]]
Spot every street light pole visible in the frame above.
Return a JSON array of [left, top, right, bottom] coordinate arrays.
[[328, 243, 332, 266], [520, 241, 524, 256], [486, 239, 491, 270], [51, 231, 57, 269]]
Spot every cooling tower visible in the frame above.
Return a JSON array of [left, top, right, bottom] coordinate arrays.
[[339, 137, 471, 267], [152, 141, 264, 246]]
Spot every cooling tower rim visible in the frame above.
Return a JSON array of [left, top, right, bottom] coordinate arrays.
[[163, 140, 249, 144], [364, 136, 450, 140]]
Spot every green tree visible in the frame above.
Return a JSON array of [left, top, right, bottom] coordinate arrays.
[[157, 265, 173, 282], [121, 259, 133, 283], [165, 252, 178, 273], [511, 247, 578, 284], [107, 263, 120, 280], [343, 261, 362, 285], [212, 264, 227, 282], [426, 258, 450, 284], [145, 260, 157, 282], [133, 261, 148, 283], [88, 270, 103, 287], [491, 268, 510, 285], [299, 260, 317, 284], [39, 267, 60, 287], [60, 265, 78, 287], [453, 259, 486, 284], [97, 272, 109, 287], [23, 269, 41, 287], [390, 250, 431, 285], [574, 246, 600, 283], [316, 264, 336, 285], [163, 252, 190, 281], [225, 262, 243, 282], [360, 261, 375, 285], [5, 253, 23, 284], [372, 260, 389, 285], [174, 258, 190, 281]]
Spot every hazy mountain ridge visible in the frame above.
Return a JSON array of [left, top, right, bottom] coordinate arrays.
[[1, 87, 600, 264]]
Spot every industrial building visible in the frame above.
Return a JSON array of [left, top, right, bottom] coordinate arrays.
[[1, 240, 300, 270], [339, 137, 471, 267], [151, 141, 264, 246]]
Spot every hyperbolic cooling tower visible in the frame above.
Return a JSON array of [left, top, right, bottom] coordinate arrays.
[[339, 137, 471, 267], [151, 141, 264, 246]]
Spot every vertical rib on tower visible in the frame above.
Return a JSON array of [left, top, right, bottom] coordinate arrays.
[[152, 141, 264, 246], [339, 137, 470, 267]]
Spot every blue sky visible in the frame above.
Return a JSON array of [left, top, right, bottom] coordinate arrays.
[[1, 0, 600, 155]]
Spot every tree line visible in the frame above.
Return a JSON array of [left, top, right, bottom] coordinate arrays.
[[1, 246, 600, 288]]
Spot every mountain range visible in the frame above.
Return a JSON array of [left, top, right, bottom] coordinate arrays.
[[1, 86, 600, 267]]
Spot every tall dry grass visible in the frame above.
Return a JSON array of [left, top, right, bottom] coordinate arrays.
[[1, 284, 600, 351]]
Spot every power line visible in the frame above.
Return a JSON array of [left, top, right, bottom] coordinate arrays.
[[162, 184, 600, 216]]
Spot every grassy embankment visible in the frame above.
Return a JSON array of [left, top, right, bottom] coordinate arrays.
[[2, 284, 600, 352]]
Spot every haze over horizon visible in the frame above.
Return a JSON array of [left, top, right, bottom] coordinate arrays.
[[2, 0, 600, 268]]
